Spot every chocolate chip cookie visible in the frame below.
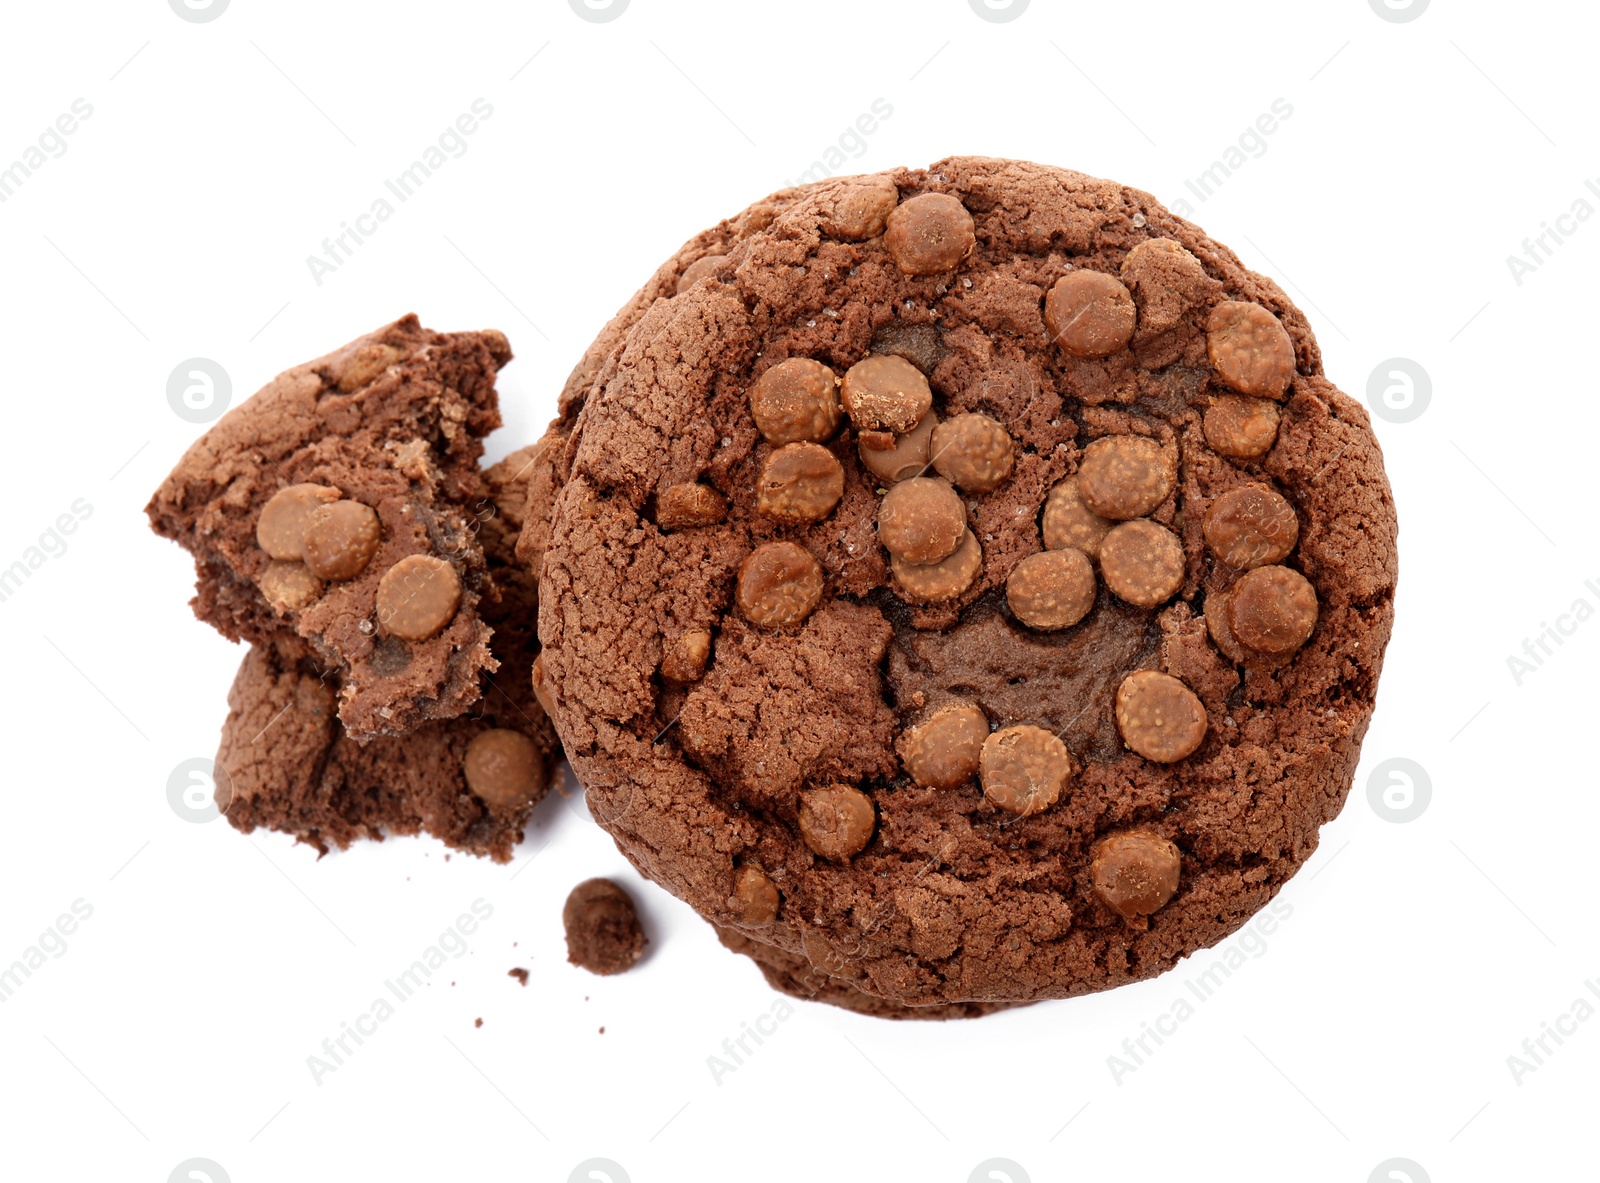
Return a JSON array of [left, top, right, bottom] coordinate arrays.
[[148, 315, 511, 739], [215, 446, 558, 861], [540, 157, 1397, 1007]]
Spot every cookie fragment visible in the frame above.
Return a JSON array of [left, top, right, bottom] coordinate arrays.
[[1207, 301, 1296, 399], [563, 879, 647, 976], [1099, 520, 1185, 608], [1115, 670, 1207, 763], [1091, 831, 1181, 928], [798, 785, 876, 860], [980, 725, 1072, 816], [749, 358, 844, 445], [1044, 270, 1136, 358], [884, 192, 975, 275], [1006, 548, 1096, 631], [902, 703, 988, 790], [737, 542, 824, 628]]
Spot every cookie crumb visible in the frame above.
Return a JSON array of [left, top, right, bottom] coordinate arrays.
[[507, 967, 529, 987]]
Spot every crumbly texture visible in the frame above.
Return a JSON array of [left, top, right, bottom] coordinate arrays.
[[538, 157, 1399, 1007], [148, 315, 510, 739], [563, 879, 647, 975], [214, 447, 558, 862]]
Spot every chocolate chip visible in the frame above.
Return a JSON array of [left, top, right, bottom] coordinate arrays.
[[463, 729, 545, 809], [1099, 519, 1185, 608], [798, 784, 876, 860], [902, 702, 988, 790], [979, 724, 1072, 816], [731, 865, 781, 925], [1078, 435, 1174, 520], [257, 560, 321, 613], [892, 528, 982, 604], [884, 192, 975, 276], [931, 412, 1014, 493], [820, 177, 899, 241], [1041, 475, 1113, 561], [1204, 485, 1298, 570], [661, 629, 712, 683], [736, 542, 824, 628], [531, 651, 557, 717], [1091, 830, 1181, 927], [1115, 670, 1207, 762], [749, 358, 844, 445], [841, 354, 933, 435], [1228, 565, 1318, 655], [301, 500, 381, 581], [877, 476, 965, 565], [1204, 394, 1281, 459], [257, 484, 341, 560], [1204, 584, 1247, 664], [675, 253, 726, 294], [563, 879, 646, 976], [1006, 548, 1097, 631], [657, 482, 729, 531], [757, 442, 845, 524], [859, 411, 937, 485], [376, 554, 461, 641], [1044, 270, 1136, 358], [335, 342, 405, 393], [1206, 301, 1295, 400]]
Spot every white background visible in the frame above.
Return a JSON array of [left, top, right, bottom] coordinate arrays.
[[1, 1, 1594, 1180]]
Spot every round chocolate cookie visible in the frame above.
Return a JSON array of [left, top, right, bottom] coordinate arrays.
[[536, 158, 1397, 1008]]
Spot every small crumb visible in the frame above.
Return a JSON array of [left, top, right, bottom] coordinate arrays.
[[598, 1026, 606, 1035], [508, 967, 529, 986], [474, 1018, 483, 1028]]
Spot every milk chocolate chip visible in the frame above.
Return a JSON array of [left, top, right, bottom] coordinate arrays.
[[1099, 520, 1184, 608], [531, 651, 557, 717], [798, 785, 876, 860], [377, 554, 461, 641], [257, 484, 340, 560], [657, 483, 729, 531], [731, 865, 781, 925], [1115, 670, 1207, 763], [463, 729, 545, 809], [1041, 476, 1113, 561], [757, 443, 845, 524], [980, 725, 1072, 816], [842, 354, 933, 435], [1229, 565, 1318, 655], [258, 561, 321, 613], [1204, 485, 1298, 570], [749, 358, 843, 445], [335, 342, 405, 393], [892, 528, 982, 604], [859, 411, 936, 484], [877, 477, 965, 564], [1091, 831, 1182, 927], [1006, 548, 1097, 631], [675, 253, 726, 294], [1044, 270, 1137, 358], [884, 192, 976, 276], [1204, 395, 1281, 459], [736, 542, 824, 628], [1207, 301, 1296, 400], [902, 703, 989, 790], [301, 500, 381, 581], [930, 413, 1014, 493], [661, 629, 712, 683], [1078, 436, 1174, 520], [820, 177, 899, 241]]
